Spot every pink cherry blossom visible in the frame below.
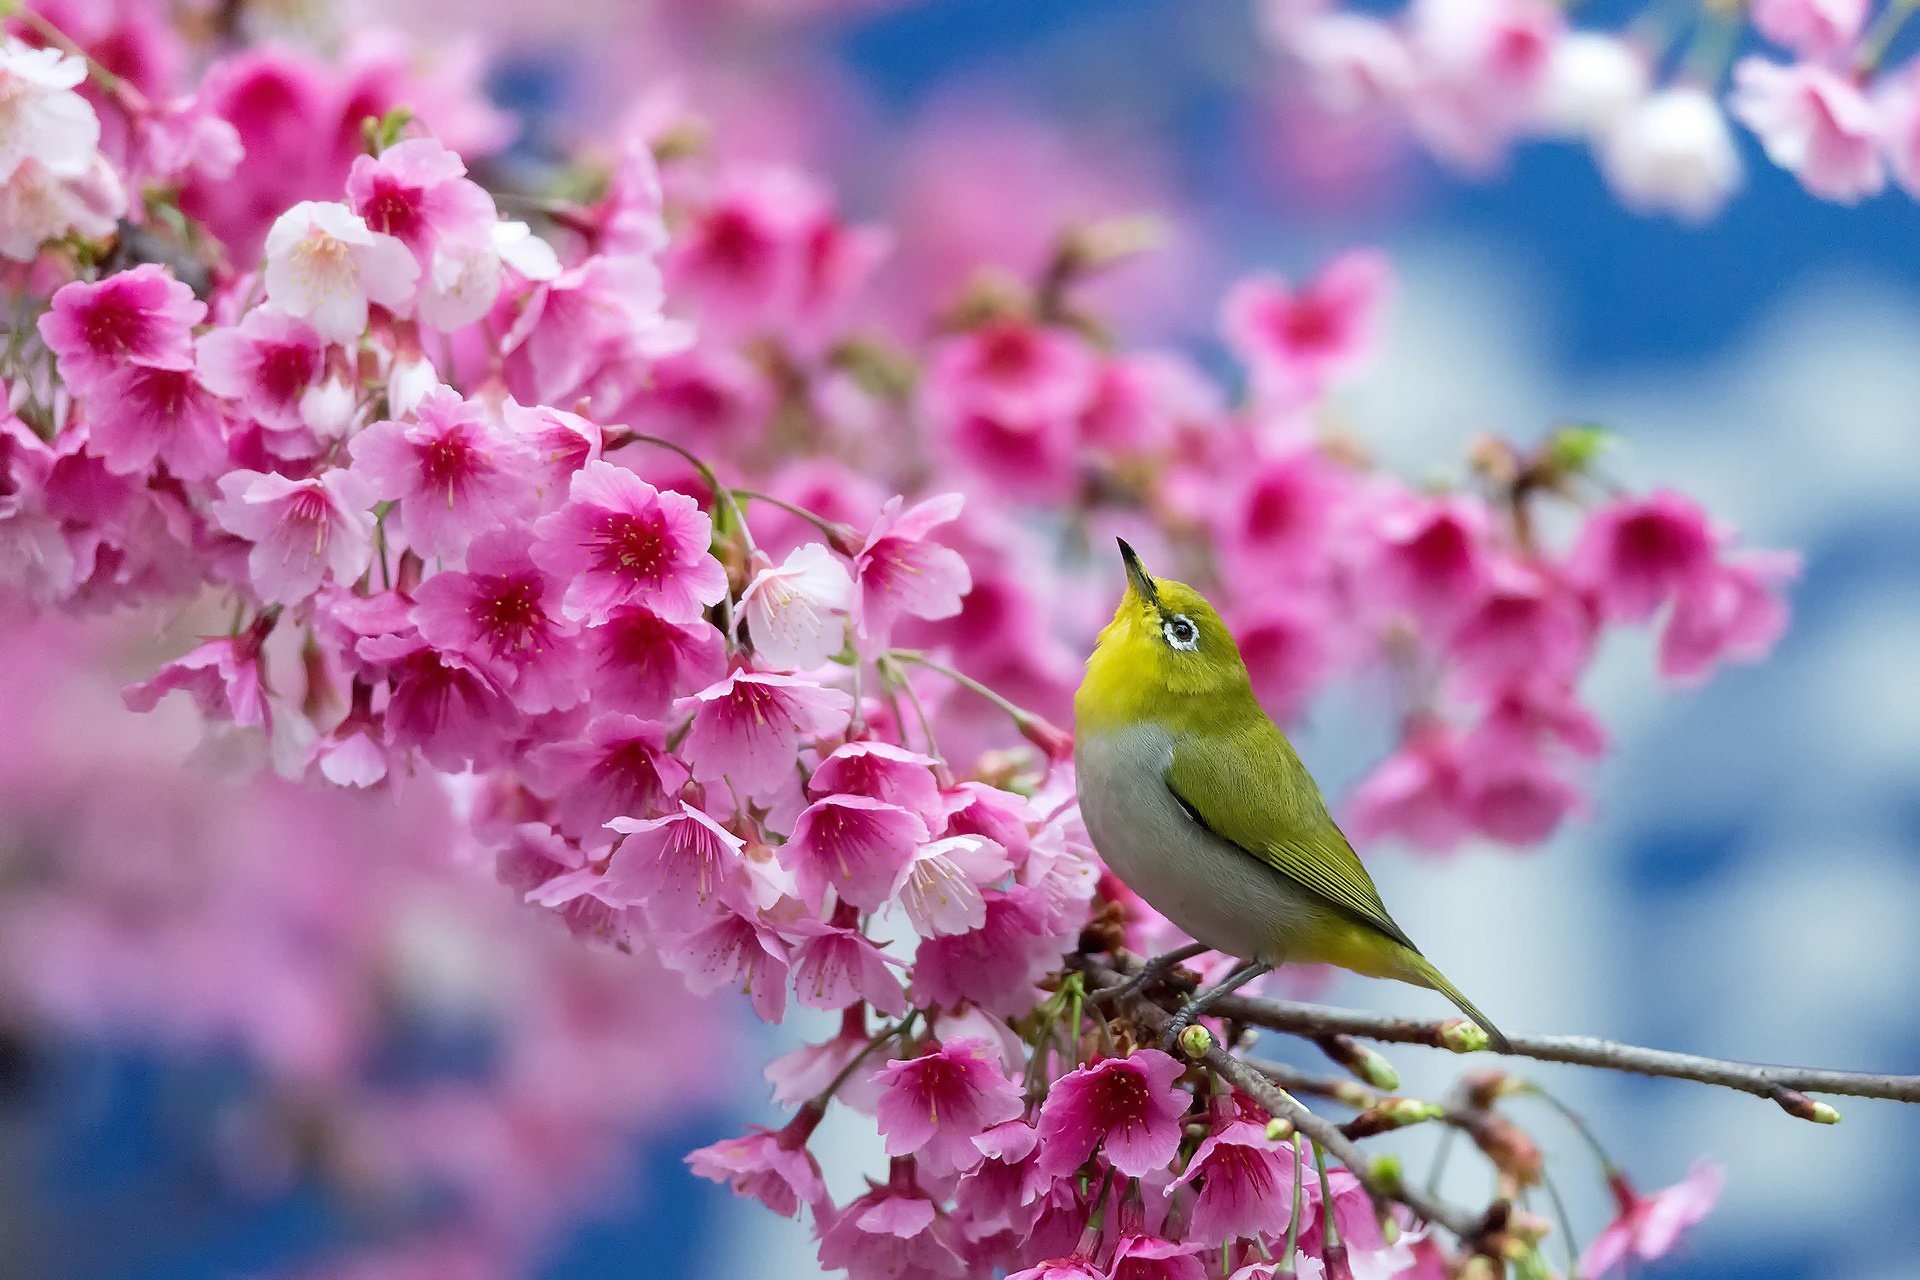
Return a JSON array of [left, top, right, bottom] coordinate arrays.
[[211, 468, 377, 604], [122, 627, 272, 730], [1007, 1258, 1104, 1280], [530, 459, 727, 625], [1035, 1049, 1187, 1178], [1165, 1117, 1300, 1241], [1579, 1163, 1723, 1278], [39, 266, 205, 394], [914, 885, 1070, 1016], [925, 317, 1100, 426], [346, 137, 496, 265], [686, 1106, 827, 1219], [501, 401, 603, 503], [503, 254, 690, 410], [524, 713, 691, 844], [676, 670, 852, 800], [1730, 59, 1884, 203], [874, 1038, 1025, 1175], [897, 835, 1014, 938], [1658, 550, 1798, 683], [816, 1180, 966, 1280], [358, 631, 521, 772], [1108, 1235, 1208, 1280], [196, 307, 328, 444], [1367, 493, 1494, 628], [349, 388, 534, 560], [660, 903, 792, 1023], [604, 802, 750, 919], [811, 740, 947, 825], [583, 606, 728, 719], [84, 357, 230, 480], [740, 542, 855, 670], [1571, 490, 1717, 623], [853, 493, 972, 646], [1751, 0, 1868, 56], [782, 794, 930, 912], [411, 530, 582, 713], [1221, 250, 1389, 404], [791, 925, 909, 1017], [263, 200, 419, 343], [1217, 448, 1345, 581], [0, 38, 98, 187], [1447, 559, 1594, 693], [1347, 721, 1472, 851]]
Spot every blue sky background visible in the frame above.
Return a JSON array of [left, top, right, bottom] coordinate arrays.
[[16, 1, 1920, 1277]]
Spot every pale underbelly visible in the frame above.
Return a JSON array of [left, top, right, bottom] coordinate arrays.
[[1076, 724, 1333, 966]]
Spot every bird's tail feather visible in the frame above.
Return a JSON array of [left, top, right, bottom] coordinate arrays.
[[1407, 955, 1513, 1054]]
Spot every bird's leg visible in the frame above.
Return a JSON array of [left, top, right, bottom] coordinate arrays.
[[1163, 961, 1272, 1050], [1094, 942, 1210, 1006]]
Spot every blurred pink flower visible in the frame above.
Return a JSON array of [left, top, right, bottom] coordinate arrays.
[[1222, 250, 1390, 405], [686, 1107, 828, 1219], [85, 357, 229, 479], [1730, 59, 1885, 203], [1751, 0, 1868, 59], [1658, 550, 1798, 683], [122, 628, 272, 729], [1571, 490, 1716, 623], [583, 605, 728, 718], [1580, 1163, 1724, 1277]]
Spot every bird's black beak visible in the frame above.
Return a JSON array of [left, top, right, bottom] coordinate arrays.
[[1116, 538, 1159, 607]]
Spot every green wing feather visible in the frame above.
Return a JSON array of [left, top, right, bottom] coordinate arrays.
[[1163, 709, 1417, 953]]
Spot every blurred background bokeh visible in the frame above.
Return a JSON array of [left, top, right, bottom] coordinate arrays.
[[6, 1, 1919, 1277]]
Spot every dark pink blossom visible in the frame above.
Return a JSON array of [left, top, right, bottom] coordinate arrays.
[[782, 794, 929, 912], [816, 1180, 966, 1280], [1217, 449, 1343, 581], [873, 1038, 1024, 1175], [914, 885, 1069, 1016], [853, 493, 972, 646], [676, 671, 852, 800], [1579, 1163, 1723, 1278], [686, 1106, 827, 1219], [926, 318, 1100, 425], [85, 358, 228, 479], [358, 631, 521, 772], [1447, 559, 1594, 693], [211, 467, 377, 605], [1571, 490, 1717, 622], [524, 713, 690, 844], [791, 925, 909, 1017], [530, 459, 727, 625], [603, 802, 750, 919], [123, 628, 272, 730], [1165, 1117, 1299, 1241], [349, 389, 534, 560], [501, 400, 603, 504], [345, 137, 496, 263], [196, 307, 326, 441], [1221, 250, 1389, 404], [411, 531, 582, 713], [811, 740, 946, 825], [584, 606, 727, 718], [39, 265, 204, 394], [1348, 722, 1471, 851], [661, 903, 792, 1023], [1108, 1235, 1207, 1280], [1034, 1050, 1187, 1178], [1367, 493, 1493, 628]]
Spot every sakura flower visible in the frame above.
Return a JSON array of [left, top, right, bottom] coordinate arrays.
[[1658, 551, 1798, 683], [914, 885, 1070, 1016], [1034, 1049, 1187, 1178], [686, 1106, 827, 1219], [1165, 1118, 1300, 1241], [1537, 32, 1649, 140], [123, 629, 274, 730], [349, 388, 534, 560], [782, 794, 930, 912], [765, 1007, 888, 1111], [524, 713, 691, 843], [358, 632, 520, 772], [1366, 493, 1493, 628], [503, 254, 690, 409], [791, 925, 909, 1017], [661, 903, 792, 1022], [1107, 1235, 1207, 1280], [1601, 86, 1743, 222], [262, 200, 419, 343], [211, 468, 377, 605], [816, 1181, 966, 1280], [1751, 0, 1868, 60], [676, 671, 853, 800], [740, 542, 855, 670], [811, 740, 946, 825], [0, 154, 122, 261], [0, 38, 98, 186], [603, 802, 749, 919], [196, 307, 327, 442], [1007, 1259, 1104, 1280], [530, 459, 727, 625], [1730, 59, 1884, 203], [501, 400, 603, 502], [39, 266, 205, 394], [1217, 449, 1344, 580], [873, 1038, 1024, 1175], [853, 493, 971, 646], [584, 606, 727, 718], [1571, 490, 1717, 622], [1221, 250, 1389, 405], [925, 317, 1100, 425], [1447, 560, 1595, 693], [410, 531, 581, 713], [896, 835, 1013, 938], [1232, 596, 1335, 724], [1346, 721, 1472, 851], [85, 358, 229, 480], [345, 137, 496, 267], [1579, 1162, 1723, 1278]]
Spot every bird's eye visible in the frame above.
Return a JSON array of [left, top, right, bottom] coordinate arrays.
[[1161, 614, 1199, 651]]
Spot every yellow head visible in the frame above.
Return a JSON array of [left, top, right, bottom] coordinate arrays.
[[1075, 540, 1255, 735]]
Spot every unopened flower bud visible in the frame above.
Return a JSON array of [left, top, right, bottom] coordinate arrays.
[[1771, 1086, 1840, 1124], [1264, 1116, 1294, 1142], [1437, 1019, 1491, 1054], [1177, 1023, 1213, 1060], [1343, 1097, 1443, 1138], [1319, 1034, 1400, 1090], [1544, 423, 1613, 477], [1463, 1069, 1527, 1109]]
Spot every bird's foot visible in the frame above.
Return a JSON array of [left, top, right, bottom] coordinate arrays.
[[1156, 960, 1274, 1052], [1094, 943, 1208, 1007]]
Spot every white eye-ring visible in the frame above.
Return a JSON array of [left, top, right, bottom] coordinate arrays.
[[1162, 614, 1199, 651]]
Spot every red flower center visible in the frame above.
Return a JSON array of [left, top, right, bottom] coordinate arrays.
[[257, 342, 318, 405], [420, 430, 479, 492], [598, 510, 669, 582], [82, 296, 146, 357], [1277, 296, 1339, 353], [363, 179, 425, 245], [474, 575, 547, 652]]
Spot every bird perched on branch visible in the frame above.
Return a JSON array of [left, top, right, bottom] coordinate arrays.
[[1074, 539, 1511, 1053]]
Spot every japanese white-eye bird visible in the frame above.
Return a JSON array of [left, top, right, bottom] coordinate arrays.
[[1074, 540, 1511, 1052]]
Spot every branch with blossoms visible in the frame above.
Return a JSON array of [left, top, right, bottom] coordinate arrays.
[[1255, 0, 1920, 219], [0, 6, 1878, 1279]]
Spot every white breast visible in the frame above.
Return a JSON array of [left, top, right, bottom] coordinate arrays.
[[1075, 723, 1326, 966]]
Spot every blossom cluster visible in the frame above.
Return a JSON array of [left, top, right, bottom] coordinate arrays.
[[1259, 0, 1920, 217], [0, 3, 1795, 1277]]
